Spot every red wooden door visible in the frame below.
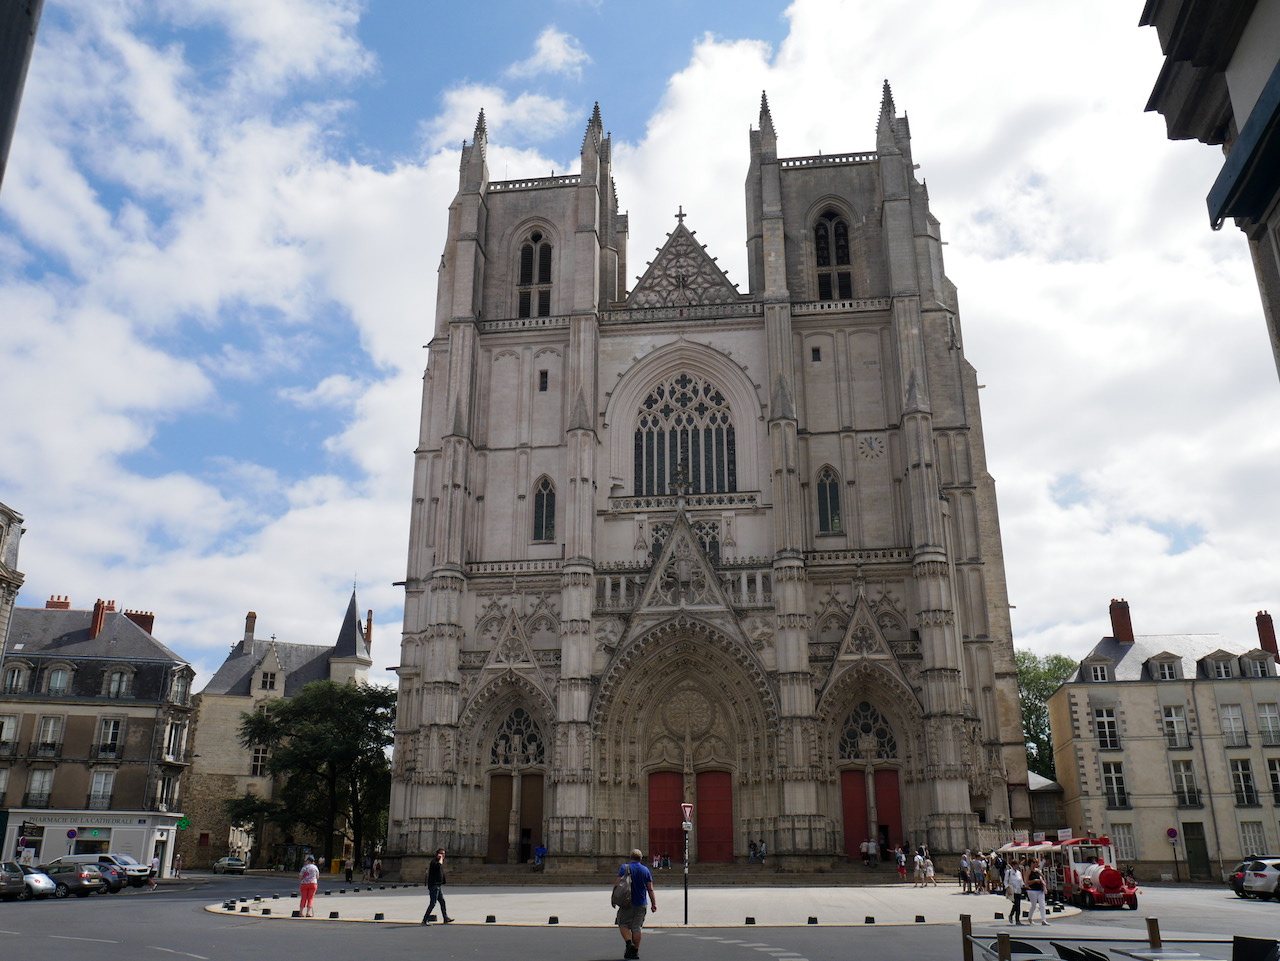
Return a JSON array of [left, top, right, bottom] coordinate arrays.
[[695, 771, 734, 862], [486, 774, 512, 863], [648, 771, 684, 862], [841, 769, 868, 861], [874, 769, 903, 851]]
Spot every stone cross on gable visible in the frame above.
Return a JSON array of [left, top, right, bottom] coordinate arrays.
[[675, 205, 685, 224]]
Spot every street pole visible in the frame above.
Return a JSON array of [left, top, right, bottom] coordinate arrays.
[[681, 801, 693, 926]]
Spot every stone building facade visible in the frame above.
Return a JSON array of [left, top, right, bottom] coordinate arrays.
[[178, 594, 372, 869], [1049, 600, 1280, 879], [0, 595, 194, 873], [388, 90, 1029, 874]]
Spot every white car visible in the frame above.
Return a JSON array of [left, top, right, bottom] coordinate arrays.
[[1242, 858, 1280, 899], [212, 857, 246, 875], [19, 865, 56, 900]]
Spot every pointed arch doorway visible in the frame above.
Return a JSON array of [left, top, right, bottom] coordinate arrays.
[[838, 701, 905, 861]]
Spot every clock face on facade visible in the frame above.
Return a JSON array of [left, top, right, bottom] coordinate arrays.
[[858, 435, 885, 459]]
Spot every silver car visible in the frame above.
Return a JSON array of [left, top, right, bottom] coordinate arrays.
[[18, 865, 55, 900]]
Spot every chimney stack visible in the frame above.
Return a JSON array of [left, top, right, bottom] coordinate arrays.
[[1109, 598, 1134, 644], [45, 595, 70, 609], [124, 609, 155, 634], [366, 609, 373, 650], [89, 598, 107, 639], [104, 599, 116, 611], [1258, 611, 1278, 661]]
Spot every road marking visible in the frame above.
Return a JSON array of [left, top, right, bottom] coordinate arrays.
[[0, 930, 21, 935], [147, 948, 209, 960], [50, 936, 120, 943]]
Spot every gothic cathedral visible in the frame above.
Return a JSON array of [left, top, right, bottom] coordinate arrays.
[[388, 88, 1029, 872]]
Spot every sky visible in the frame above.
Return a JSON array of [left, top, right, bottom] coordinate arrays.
[[1, 0, 1278, 691]]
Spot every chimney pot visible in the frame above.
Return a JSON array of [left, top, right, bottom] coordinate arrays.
[[366, 609, 373, 650], [1109, 598, 1134, 645], [45, 594, 71, 610], [1257, 610, 1277, 661], [125, 609, 156, 634]]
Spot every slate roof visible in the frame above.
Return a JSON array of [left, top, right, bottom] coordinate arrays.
[[6, 607, 187, 665], [1071, 632, 1272, 683], [199, 591, 369, 698]]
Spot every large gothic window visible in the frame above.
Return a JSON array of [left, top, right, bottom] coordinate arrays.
[[491, 708, 545, 767], [839, 701, 897, 759], [814, 209, 852, 301], [532, 476, 555, 541], [817, 466, 841, 534], [633, 374, 737, 496], [517, 231, 553, 318]]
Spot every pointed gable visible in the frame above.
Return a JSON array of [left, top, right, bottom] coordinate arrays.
[[626, 220, 740, 308], [632, 512, 735, 616]]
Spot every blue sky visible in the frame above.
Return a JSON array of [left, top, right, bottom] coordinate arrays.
[[2, 0, 1278, 687]]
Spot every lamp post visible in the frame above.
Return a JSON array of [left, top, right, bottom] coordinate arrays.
[[681, 802, 693, 925]]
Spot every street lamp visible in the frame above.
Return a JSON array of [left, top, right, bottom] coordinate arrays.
[[681, 802, 693, 926]]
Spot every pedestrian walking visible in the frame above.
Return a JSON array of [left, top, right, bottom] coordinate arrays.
[[420, 848, 454, 924], [1025, 863, 1050, 925], [960, 851, 972, 893], [912, 850, 925, 886], [173, 854, 182, 879], [924, 855, 937, 886], [614, 847, 656, 960], [149, 853, 160, 891], [362, 854, 372, 882], [895, 846, 907, 882], [373, 857, 382, 881], [1004, 858, 1026, 925]]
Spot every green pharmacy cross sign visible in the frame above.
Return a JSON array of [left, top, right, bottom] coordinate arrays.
[[176, 817, 191, 830]]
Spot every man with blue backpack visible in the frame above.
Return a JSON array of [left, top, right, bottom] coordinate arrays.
[[612, 848, 657, 959]]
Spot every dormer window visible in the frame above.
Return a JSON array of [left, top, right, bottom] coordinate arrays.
[[1243, 657, 1270, 678], [517, 231, 553, 318], [1212, 659, 1233, 679], [104, 669, 133, 698], [814, 209, 852, 301], [1151, 659, 1179, 681], [47, 668, 70, 696], [1090, 664, 1109, 683], [260, 672, 277, 691]]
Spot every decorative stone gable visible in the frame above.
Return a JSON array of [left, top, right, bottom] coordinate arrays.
[[632, 511, 736, 615], [626, 220, 740, 308]]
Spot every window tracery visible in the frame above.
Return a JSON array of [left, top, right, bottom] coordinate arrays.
[[633, 374, 736, 496], [490, 708, 545, 767], [532, 476, 555, 541], [838, 700, 897, 759], [817, 466, 841, 533], [814, 208, 852, 301], [517, 230, 553, 318]]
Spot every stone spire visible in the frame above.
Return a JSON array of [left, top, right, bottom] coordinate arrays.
[[876, 79, 897, 151], [758, 90, 777, 160]]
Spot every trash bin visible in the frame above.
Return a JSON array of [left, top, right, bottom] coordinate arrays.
[[330, 859, 342, 875]]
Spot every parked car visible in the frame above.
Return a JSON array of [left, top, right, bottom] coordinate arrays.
[[0, 861, 26, 901], [18, 865, 55, 900], [39, 862, 106, 898], [212, 857, 246, 875], [1242, 858, 1280, 899], [87, 863, 125, 894], [1228, 858, 1263, 898], [43, 853, 151, 887]]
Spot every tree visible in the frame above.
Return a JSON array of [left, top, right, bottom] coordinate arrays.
[[1015, 649, 1079, 780], [237, 680, 396, 865]]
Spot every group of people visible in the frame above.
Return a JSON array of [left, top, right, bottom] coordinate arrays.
[[648, 851, 673, 869], [746, 839, 767, 864]]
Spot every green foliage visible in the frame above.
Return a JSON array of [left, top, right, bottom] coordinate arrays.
[[238, 680, 396, 863], [1015, 649, 1079, 781]]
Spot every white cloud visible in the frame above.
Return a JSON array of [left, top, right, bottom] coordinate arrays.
[[506, 26, 592, 80], [423, 84, 575, 152]]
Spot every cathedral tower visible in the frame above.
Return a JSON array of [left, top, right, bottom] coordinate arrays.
[[389, 92, 1028, 872]]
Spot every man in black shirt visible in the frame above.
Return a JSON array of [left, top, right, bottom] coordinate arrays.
[[421, 848, 455, 924]]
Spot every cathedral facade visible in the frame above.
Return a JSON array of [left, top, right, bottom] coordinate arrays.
[[388, 89, 1029, 871]]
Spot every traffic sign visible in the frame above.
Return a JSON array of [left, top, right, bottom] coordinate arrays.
[[66, 829, 77, 839], [1166, 828, 1178, 839], [681, 802, 693, 821]]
